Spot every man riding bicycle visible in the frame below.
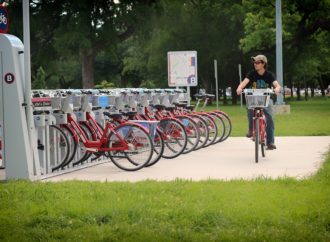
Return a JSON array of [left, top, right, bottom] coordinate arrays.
[[236, 54, 281, 150]]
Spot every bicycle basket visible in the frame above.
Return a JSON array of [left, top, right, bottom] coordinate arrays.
[[245, 89, 271, 108]]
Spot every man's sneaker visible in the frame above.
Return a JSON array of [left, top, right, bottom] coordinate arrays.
[[267, 144, 277, 150], [246, 130, 253, 138]]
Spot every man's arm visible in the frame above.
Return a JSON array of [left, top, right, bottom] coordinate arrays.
[[236, 78, 250, 95], [272, 80, 281, 95]]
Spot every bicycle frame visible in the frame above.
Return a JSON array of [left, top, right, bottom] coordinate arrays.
[[66, 113, 129, 152], [252, 108, 267, 144]]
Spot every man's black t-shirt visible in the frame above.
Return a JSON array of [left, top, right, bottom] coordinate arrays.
[[246, 70, 275, 89]]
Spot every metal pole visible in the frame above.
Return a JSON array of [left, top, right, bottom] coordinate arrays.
[[23, 0, 40, 177], [23, 0, 33, 146], [276, 0, 284, 104], [214, 60, 219, 110], [239, 64, 243, 108], [187, 86, 190, 106]]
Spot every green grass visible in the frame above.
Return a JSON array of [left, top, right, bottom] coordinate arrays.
[[204, 97, 330, 137], [0, 98, 330, 241], [1, 152, 330, 241]]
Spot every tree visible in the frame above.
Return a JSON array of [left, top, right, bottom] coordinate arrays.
[[122, 0, 245, 103], [53, 0, 156, 88], [240, 0, 330, 99]]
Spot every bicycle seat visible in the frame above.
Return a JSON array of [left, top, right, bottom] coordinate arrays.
[[165, 106, 176, 111], [194, 94, 205, 99], [174, 102, 187, 108], [104, 112, 122, 119], [121, 111, 137, 117], [153, 104, 166, 109], [206, 94, 215, 98]]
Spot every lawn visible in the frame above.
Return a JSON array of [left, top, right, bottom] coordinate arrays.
[[0, 98, 329, 241], [205, 97, 330, 137]]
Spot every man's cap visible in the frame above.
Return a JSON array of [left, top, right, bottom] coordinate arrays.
[[251, 55, 267, 64]]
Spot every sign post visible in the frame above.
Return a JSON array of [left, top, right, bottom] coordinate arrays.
[[168, 51, 198, 105], [214, 60, 219, 110]]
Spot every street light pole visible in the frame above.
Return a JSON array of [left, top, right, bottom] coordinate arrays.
[[276, 0, 284, 104]]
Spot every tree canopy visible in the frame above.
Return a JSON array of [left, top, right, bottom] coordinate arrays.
[[4, 0, 330, 100]]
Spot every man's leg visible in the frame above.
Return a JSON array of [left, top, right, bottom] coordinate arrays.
[[247, 109, 253, 137]]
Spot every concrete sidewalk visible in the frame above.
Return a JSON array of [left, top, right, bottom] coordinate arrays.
[[1, 136, 330, 182]]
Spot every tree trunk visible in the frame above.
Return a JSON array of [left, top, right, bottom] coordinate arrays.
[[297, 85, 301, 100], [304, 77, 308, 101], [311, 82, 315, 97], [318, 74, 326, 97], [81, 50, 95, 88]]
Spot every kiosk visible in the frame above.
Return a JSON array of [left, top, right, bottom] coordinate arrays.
[[0, 34, 39, 179]]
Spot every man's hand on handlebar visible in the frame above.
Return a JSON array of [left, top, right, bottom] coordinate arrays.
[[236, 88, 243, 96], [274, 86, 281, 95]]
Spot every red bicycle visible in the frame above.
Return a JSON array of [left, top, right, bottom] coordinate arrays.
[[53, 92, 154, 171], [244, 89, 273, 163]]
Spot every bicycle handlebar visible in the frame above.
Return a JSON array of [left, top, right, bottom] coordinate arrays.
[[243, 88, 275, 95]]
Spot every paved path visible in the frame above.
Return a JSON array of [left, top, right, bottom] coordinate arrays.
[[1, 136, 330, 182]]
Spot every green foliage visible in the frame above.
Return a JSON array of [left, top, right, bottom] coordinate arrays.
[[6, 0, 330, 96], [139, 80, 156, 89], [94, 80, 116, 89], [240, 0, 330, 89], [32, 67, 47, 89]]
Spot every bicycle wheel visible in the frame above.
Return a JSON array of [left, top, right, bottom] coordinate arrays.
[[213, 111, 232, 141], [255, 118, 259, 163], [200, 114, 218, 147], [52, 125, 77, 171], [145, 129, 164, 167], [108, 123, 153, 171], [72, 123, 93, 166], [260, 119, 266, 158], [158, 119, 187, 159], [176, 115, 200, 154], [208, 112, 225, 144], [48, 125, 70, 171], [90, 122, 107, 161], [188, 114, 209, 150]]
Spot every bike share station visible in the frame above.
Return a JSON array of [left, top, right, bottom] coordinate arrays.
[[0, 33, 161, 180], [0, 40, 208, 181]]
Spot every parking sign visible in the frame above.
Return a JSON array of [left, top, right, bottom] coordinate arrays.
[[0, 6, 9, 33]]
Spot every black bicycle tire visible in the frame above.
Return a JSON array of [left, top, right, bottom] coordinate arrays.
[[187, 114, 209, 150], [145, 129, 164, 167], [159, 119, 187, 159], [91, 122, 108, 161], [49, 125, 70, 172], [255, 118, 259, 163], [176, 115, 200, 154], [213, 111, 232, 141], [108, 123, 153, 171], [199, 114, 218, 147], [57, 124, 78, 169], [208, 112, 225, 144], [261, 143, 265, 157], [261, 119, 266, 157], [72, 122, 93, 166]]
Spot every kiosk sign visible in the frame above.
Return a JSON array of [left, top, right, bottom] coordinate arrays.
[[0, 6, 9, 33], [168, 51, 197, 87]]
